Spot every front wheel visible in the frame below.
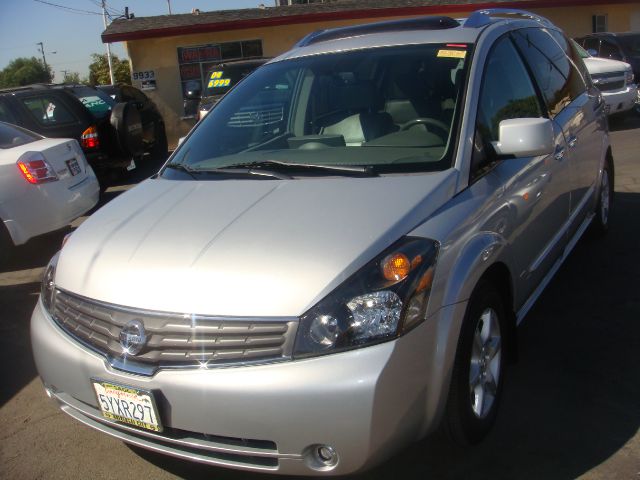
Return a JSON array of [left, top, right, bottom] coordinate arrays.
[[444, 280, 507, 445]]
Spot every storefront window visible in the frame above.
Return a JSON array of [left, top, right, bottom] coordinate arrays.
[[177, 39, 263, 114]]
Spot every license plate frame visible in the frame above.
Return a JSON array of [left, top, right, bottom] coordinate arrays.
[[66, 158, 81, 176], [91, 378, 163, 432]]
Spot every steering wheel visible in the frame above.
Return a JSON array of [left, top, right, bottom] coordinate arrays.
[[401, 117, 449, 136]]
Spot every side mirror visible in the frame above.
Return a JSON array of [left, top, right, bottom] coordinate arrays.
[[587, 48, 598, 57], [491, 118, 554, 158]]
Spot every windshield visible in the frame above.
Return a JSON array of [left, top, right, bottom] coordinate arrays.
[[68, 86, 116, 119], [167, 44, 469, 177], [204, 62, 265, 97], [0, 122, 41, 149]]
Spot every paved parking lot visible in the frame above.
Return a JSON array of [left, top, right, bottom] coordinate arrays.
[[1, 115, 639, 480]]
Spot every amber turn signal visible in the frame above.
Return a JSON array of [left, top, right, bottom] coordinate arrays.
[[382, 253, 411, 281]]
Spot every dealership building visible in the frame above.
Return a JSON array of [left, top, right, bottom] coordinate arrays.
[[101, 0, 640, 146]]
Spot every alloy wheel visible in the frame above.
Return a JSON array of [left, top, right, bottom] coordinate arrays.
[[469, 307, 502, 419]]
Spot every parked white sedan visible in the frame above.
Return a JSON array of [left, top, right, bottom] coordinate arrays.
[[0, 122, 99, 262]]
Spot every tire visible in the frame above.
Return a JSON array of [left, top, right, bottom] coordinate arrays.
[[591, 159, 613, 236], [444, 280, 507, 445], [110, 102, 144, 158]]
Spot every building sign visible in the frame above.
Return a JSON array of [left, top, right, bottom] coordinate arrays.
[[132, 70, 155, 80], [177, 45, 222, 64], [177, 39, 263, 112]]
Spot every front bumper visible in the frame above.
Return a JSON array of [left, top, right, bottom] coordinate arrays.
[[31, 298, 466, 475], [602, 84, 638, 115]]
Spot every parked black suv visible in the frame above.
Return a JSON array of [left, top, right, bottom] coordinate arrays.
[[0, 84, 168, 180], [575, 32, 640, 82]]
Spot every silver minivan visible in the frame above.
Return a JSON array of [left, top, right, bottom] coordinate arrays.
[[32, 9, 612, 476]]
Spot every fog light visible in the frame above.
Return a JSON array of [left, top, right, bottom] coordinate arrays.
[[309, 315, 339, 347], [305, 444, 338, 470], [317, 446, 337, 463]]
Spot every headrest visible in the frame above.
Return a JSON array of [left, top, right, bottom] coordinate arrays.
[[336, 81, 377, 111]]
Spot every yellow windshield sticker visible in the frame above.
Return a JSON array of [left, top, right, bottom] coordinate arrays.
[[437, 49, 466, 59], [210, 71, 224, 79]]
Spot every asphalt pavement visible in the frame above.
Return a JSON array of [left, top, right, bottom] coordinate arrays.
[[1, 115, 639, 480]]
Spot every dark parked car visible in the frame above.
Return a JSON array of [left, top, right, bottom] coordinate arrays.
[[0, 84, 168, 181], [575, 32, 640, 85]]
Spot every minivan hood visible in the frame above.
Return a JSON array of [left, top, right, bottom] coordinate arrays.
[[56, 172, 456, 317]]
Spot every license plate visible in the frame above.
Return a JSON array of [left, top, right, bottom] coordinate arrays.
[[126, 158, 136, 171], [92, 379, 162, 432], [66, 158, 81, 176]]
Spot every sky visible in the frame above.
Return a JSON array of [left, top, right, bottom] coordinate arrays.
[[0, 0, 264, 80]]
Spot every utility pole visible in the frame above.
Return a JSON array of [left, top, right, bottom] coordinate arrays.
[[36, 42, 51, 82], [167, 0, 172, 14], [101, 0, 116, 85]]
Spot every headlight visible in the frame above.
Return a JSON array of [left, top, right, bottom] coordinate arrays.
[[294, 237, 439, 358], [41, 253, 59, 313], [625, 69, 634, 85]]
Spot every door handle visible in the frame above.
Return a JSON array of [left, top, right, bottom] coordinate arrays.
[[567, 136, 578, 148], [554, 146, 566, 161]]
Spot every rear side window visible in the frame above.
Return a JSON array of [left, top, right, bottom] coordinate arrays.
[[68, 87, 115, 119], [599, 39, 624, 61], [618, 35, 640, 55], [512, 28, 584, 116], [0, 101, 17, 124], [0, 122, 40, 149], [22, 95, 77, 126]]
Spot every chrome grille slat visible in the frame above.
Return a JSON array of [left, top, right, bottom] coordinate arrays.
[[51, 290, 294, 370]]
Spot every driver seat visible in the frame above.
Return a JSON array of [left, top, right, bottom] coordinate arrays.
[[319, 81, 396, 145]]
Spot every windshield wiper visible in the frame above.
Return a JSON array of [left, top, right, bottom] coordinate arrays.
[[220, 160, 378, 177], [164, 162, 290, 180], [163, 162, 200, 179]]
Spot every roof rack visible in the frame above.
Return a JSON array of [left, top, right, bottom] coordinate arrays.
[[463, 9, 555, 29], [295, 16, 460, 48], [0, 84, 53, 94]]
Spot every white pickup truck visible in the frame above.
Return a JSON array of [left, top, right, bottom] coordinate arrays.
[[574, 40, 638, 116]]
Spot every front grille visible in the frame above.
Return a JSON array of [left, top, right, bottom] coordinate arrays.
[[597, 80, 625, 92], [52, 290, 296, 371], [591, 72, 626, 92], [227, 104, 284, 127]]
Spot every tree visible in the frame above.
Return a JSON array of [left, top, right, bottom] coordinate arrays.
[[0, 57, 52, 88], [88, 53, 131, 85], [62, 71, 83, 84]]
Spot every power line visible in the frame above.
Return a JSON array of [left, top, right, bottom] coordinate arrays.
[[87, 0, 123, 17], [33, 0, 103, 15]]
